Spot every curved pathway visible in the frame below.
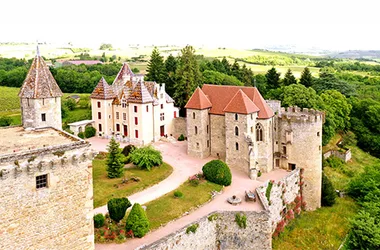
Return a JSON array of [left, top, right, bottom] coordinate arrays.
[[90, 138, 289, 250]]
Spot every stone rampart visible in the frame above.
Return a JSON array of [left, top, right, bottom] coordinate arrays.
[[323, 149, 351, 163], [172, 117, 187, 139]]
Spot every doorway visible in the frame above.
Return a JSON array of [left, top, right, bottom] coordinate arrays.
[[123, 125, 128, 136], [288, 163, 296, 171], [160, 125, 165, 137]]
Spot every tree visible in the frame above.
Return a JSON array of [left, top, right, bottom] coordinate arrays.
[[281, 84, 322, 109], [0, 116, 12, 127], [145, 47, 166, 83], [283, 69, 297, 86], [107, 197, 131, 223], [164, 54, 178, 97], [99, 43, 113, 50], [125, 203, 150, 238], [321, 173, 337, 206], [221, 57, 231, 74], [300, 67, 313, 87], [106, 137, 125, 178], [127, 146, 163, 171], [173, 45, 202, 113], [265, 67, 281, 89]]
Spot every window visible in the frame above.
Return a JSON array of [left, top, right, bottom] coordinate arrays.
[[161, 104, 164, 109], [196, 142, 200, 149], [99, 124, 102, 132], [207, 140, 210, 148], [174, 111, 177, 118], [134, 106, 138, 113], [135, 117, 138, 125], [235, 142, 239, 151], [135, 130, 139, 138], [235, 126, 239, 136], [192, 112, 195, 119], [317, 132, 320, 137], [256, 123, 263, 141], [207, 125, 209, 134], [116, 124, 120, 132], [283, 146, 287, 155], [36, 174, 48, 189], [97, 101, 101, 108], [41, 113, 46, 122], [98, 112, 101, 119], [108, 115, 111, 119], [251, 113, 253, 120], [122, 100, 127, 108], [195, 126, 198, 135], [116, 112, 119, 120], [42, 99, 45, 105], [251, 126, 254, 133], [146, 105, 149, 112], [235, 113, 238, 121], [160, 113, 165, 121], [123, 113, 126, 121]]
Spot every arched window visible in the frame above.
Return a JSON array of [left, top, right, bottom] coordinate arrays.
[[235, 113, 238, 121], [195, 126, 198, 135], [256, 123, 263, 141], [235, 126, 239, 136], [235, 142, 239, 151]]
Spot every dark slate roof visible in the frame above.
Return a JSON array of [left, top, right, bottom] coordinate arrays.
[[90, 77, 115, 100], [18, 55, 63, 98], [127, 81, 154, 104]]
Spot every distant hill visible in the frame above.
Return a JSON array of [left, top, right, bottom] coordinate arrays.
[[329, 50, 380, 60]]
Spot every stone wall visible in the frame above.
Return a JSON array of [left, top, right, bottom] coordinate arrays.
[[210, 114, 226, 160], [172, 117, 187, 139], [187, 109, 210, 158], [141, 211, 271, 250], [323, 149, 351, 163], [0, 139, 96, 250]]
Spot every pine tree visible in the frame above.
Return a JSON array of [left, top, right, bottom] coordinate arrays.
[[300, 67, 313, 87], [106, 137, 125, 178], [164, 54, 177, 97], [283, 69, 297, 86], [145, 47, 166, 83], [231, 60, 242, 80], [221, 57, 231, 74], [173, 45, 202, 112], [265, 67, 281, 89], [125, 203, 150, 238], [322, 172, 337, 206]]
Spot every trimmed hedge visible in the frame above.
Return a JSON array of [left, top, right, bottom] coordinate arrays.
[[202, 160, 232, 186], [93, 213, 105, 228], [125, 203, 150, 238], [84, 126, 96, 138], [107, 197, 131, 223]]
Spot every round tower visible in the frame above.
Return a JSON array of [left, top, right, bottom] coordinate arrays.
[[18, 47, 63, 130], [276, 106, 323, 210]]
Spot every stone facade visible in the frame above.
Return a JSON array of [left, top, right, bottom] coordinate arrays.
[[187, 109, 211, 158], [0, 129, 96, 250], [172, 117, 187, 139]]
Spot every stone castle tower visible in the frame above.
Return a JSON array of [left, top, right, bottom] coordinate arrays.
[[18, 47, 63, 130], [274, 106, 323, 210]]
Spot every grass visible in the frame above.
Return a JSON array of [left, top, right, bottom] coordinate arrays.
[[272, 198, 358, 250], [145, 180, 222, 230], [92, 157, 173, 208], [0, 86, 20, 112], [322, 133, 342, 153]]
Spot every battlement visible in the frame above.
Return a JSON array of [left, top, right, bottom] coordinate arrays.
[[279, 106, 324, 123]]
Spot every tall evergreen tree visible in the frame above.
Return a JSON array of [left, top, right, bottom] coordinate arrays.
[[173, 45, 202, 113], [145, 47, 166, 83], [106, 137, 125, 178], [265, 67, 281, 89], [164, 54, 177, 97], [221, 57, 231, 74], [231, 60, 242, 80], [321, 172, 337, 206], [283, 69, 297, 86], [300, 67, 313, 87]]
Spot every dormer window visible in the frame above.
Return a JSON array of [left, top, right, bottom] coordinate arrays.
[[122, 100, 127, 108]]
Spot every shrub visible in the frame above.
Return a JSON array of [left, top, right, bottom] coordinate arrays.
[[257, 171, 262, 177], [64, 98, 76, 111], [94, 214, 105, 228], [84, 126, 96, 138], [208, 213, 219, 221], [266, 180, 274, 202], [107, 197, 131, 223], [106, 137, 125, 178], [235, 213, 247, 229], [125, 203, 150, 238], [0, 116, 12, 127], [121, 145, 136, 163], [326, 156, 344, 169], [188, 174, 200, 186], [186, 223, 199, 234], [174, 191, 183, 198], [178, 134, 185, 141], [347, 210, 380, 250], [77, 132, 85, 139], [202, 160, 232, 186], [128, 146, 163, 171]]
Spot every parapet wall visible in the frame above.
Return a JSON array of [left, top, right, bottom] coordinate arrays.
[[279, 106, 324, 123]]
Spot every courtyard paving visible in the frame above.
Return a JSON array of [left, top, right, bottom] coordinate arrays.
[[89, 138, 288, 250]]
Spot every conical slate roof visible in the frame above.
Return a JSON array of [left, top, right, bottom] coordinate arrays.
[[90, 77, 115, 100], [127, 81, 154, 103], [223, 89, 259, 114], [18, 53, 63, 98], [184, 87, 212, 110]]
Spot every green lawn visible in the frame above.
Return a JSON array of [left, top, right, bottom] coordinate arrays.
[[0, 86, 20, 112], [273, 198, 358, 250], [144, 180, 222, 230], [92, 157, 173, 208]]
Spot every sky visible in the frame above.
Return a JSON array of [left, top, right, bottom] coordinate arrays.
[[1, 0, 379, 51]]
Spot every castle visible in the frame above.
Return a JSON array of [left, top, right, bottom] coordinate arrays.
[[0, 50, 95, 249], [90, 63, 179, 145], [185, 84, 323, 210]]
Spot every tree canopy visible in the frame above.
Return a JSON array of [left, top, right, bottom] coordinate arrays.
[[145, 47, 166, 83]]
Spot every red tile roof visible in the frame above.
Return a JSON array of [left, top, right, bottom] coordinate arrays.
[[90, 77, 115, 100], [19, 55, 63, 98], [196, 84, 274, 119], [223, 89, 259, 114], [184, 87, 212, 110]]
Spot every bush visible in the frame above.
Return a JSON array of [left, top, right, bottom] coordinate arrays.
[[178, 134, 185, 141], [174, 191, 183, 198], [326, 156, 344, 169], [347, 210, 380, 250], [84, 126, 96, 138], [202, 160, 232, 186], [107, 197, 131, 223], [94, 214, 105, 228], [186, 223, 199, 234], [128, 146, 162, 171], [125, 203, 150, 238], [235, 213, 247, 229], [121, 145, 136, 162], [321, 172, 337, 206], [78, 131, 85, 139], [0, 116, 12, 127], [64, 98, 76, 111]]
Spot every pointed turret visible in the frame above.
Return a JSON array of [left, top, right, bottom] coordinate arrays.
[[112, 63, 134, 95], [185, 87, 212, 110], [223, 89, 259, 114], [127, 80, 153, 103], [90, 77, 115, 100]]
